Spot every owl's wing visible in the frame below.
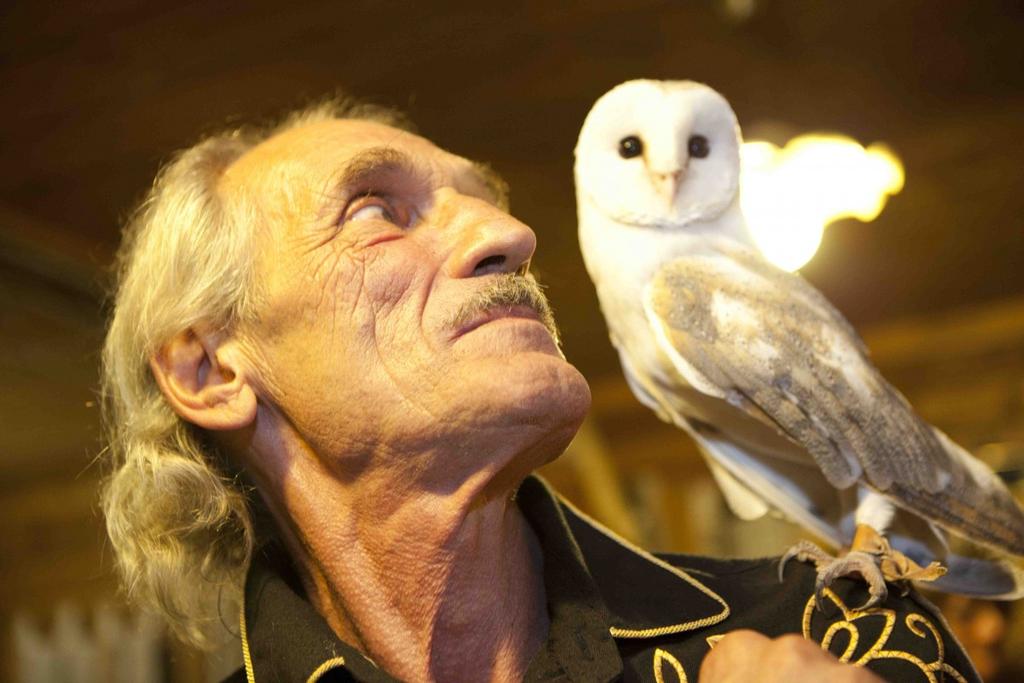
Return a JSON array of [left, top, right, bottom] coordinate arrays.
[[643, 244, 1024, 554], [643, 245, 942, 492]]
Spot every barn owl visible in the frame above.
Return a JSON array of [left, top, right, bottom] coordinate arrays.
[[575, 78, 1024, 607]]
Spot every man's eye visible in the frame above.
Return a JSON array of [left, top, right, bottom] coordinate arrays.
[[343, 194, 409, 226], [349, 203, 391, 222]]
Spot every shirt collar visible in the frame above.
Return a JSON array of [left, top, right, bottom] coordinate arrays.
[[518, 476, 730, 639], [240, 540, 396, 683], [239, 475, 730, 682]]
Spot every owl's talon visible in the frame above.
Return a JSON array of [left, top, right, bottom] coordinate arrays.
[[778, 540, 834, 582], [812, 582, 829, 614], [781, 540, 891, 612]]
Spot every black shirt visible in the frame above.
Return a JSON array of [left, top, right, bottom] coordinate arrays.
[[228, 476, 979, 682]]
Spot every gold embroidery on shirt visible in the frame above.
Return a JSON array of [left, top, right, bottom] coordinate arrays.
[[240, 604, 256, 683], [802, 588, 968, 683], [705, 634, 724, 649], [653, 647, 688, 683], [307, 656, 347, 683]]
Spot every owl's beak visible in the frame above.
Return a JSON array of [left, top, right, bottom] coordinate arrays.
[[650, 169, 685, 207]]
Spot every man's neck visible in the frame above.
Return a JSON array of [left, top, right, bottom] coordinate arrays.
[[266, 458, 550, 683]]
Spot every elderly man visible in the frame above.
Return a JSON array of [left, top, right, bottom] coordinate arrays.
[[101, 102, 978, 682]]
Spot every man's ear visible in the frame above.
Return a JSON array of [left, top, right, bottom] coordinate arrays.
[[149, 328, 258, 431]]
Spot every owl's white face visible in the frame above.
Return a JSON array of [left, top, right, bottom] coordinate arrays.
[[574, 79, 742, 228]]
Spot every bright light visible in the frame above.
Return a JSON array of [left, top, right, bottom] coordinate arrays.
[[740, 134, 904, 271]]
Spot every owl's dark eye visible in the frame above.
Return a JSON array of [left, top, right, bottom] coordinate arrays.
[[688, 135, 710, 159], [618, 135, 644, 159]]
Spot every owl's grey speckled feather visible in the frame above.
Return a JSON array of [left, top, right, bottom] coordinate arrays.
[[646, 241, 1024, 555]]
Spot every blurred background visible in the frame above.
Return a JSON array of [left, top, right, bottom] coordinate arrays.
[[1, 1, 1022, 680]]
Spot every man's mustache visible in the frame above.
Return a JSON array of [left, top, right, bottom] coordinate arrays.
[[447, 273, 561, 346]]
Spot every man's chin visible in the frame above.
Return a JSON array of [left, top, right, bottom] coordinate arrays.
[[488, 351, 589, 413], [432, 358, 590, 510]]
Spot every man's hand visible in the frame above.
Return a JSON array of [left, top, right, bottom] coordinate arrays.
[[699, 630, 884, 682]]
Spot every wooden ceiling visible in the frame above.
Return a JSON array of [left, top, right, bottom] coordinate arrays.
[[1, 0, 1023, 483]]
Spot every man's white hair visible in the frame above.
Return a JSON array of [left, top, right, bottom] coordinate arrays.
[[100, 98, 412, 646]]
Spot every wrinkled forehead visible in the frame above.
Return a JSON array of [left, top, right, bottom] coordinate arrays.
[[221, 118, 483, 212]]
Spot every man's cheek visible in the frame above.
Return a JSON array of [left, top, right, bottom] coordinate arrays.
[[310, 248, 369, 320], [362, 250, 423, 322]]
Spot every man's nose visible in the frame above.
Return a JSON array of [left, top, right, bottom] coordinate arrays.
[[439, 191, 537, 279]]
